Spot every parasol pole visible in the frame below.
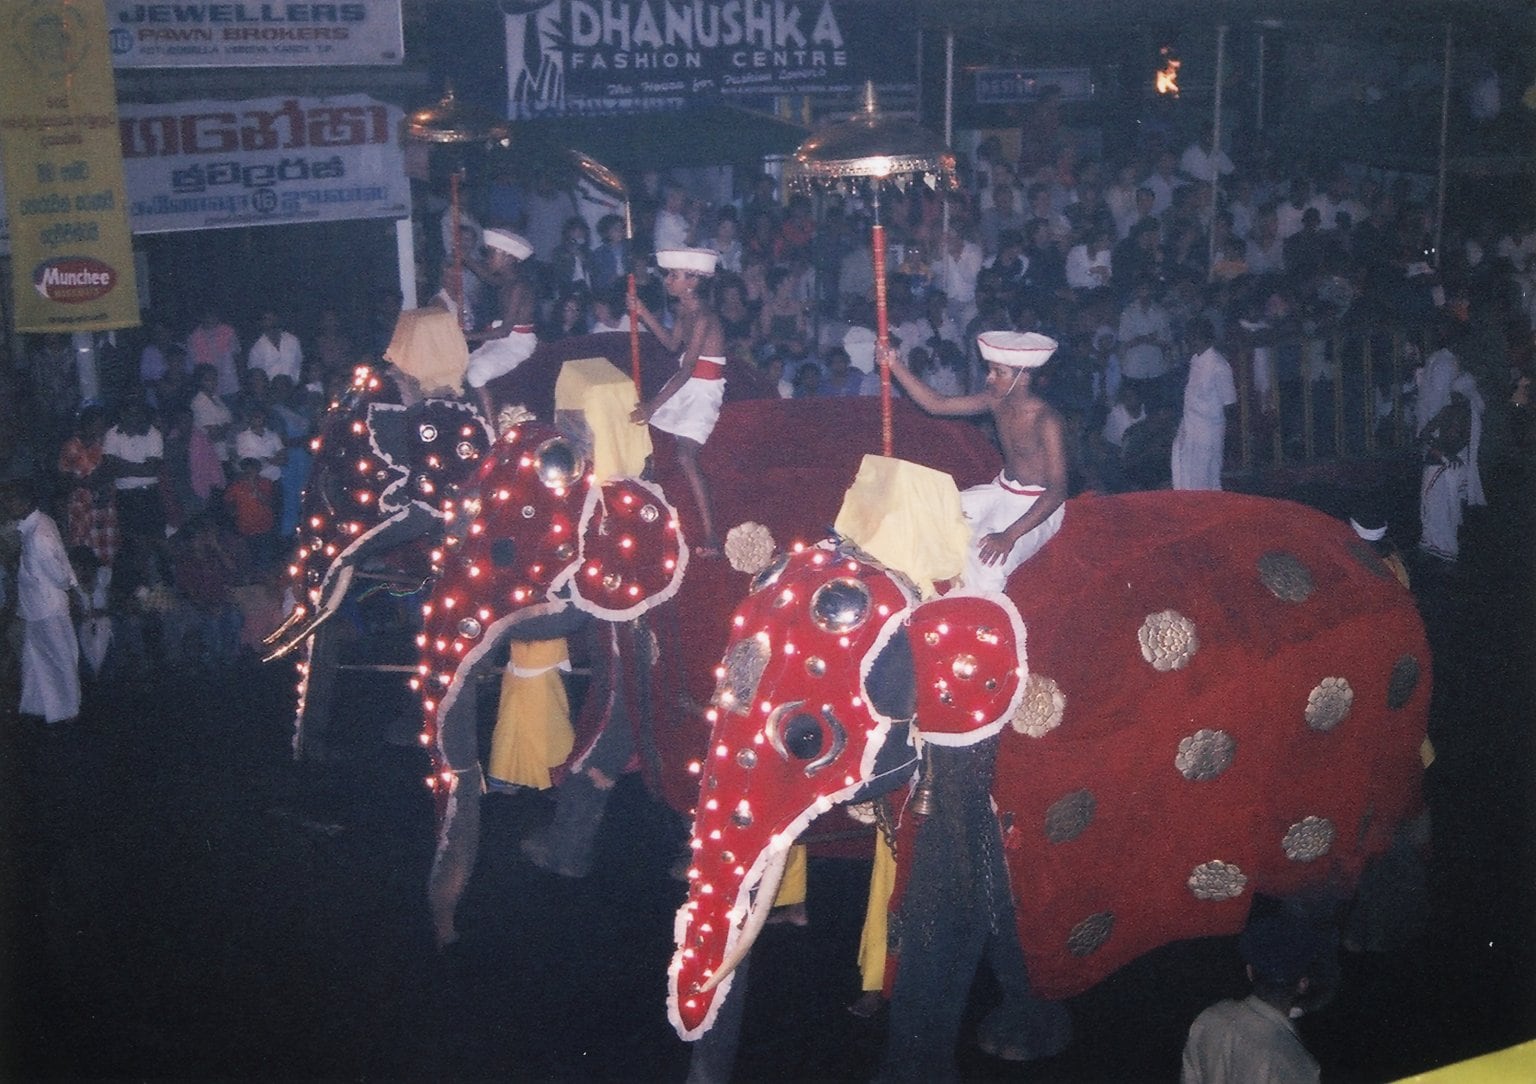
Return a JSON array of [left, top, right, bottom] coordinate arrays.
[[870, 186, 892, 456], [450, 168, 468, 330], [405, 82, 511, 335], [625, 198, 643, 393]]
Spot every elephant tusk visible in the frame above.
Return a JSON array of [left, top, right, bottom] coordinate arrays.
[[263, 566, 355, 662], [261, 605, 337, 663], [697, 846, 790, 995], [261, 605, 308, 646]]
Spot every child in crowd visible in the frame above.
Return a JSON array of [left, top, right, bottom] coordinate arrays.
[[224, 458, 279, 571]]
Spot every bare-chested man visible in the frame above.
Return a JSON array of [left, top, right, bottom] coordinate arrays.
[[887, 330, 1068, 593], [462, 228, 539, 422], [630, 247, 726, 556]]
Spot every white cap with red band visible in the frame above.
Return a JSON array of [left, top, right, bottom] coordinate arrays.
[[656, 247, 719, 275], [977, 330, 1058, 369], [483, 229, 533, 260]]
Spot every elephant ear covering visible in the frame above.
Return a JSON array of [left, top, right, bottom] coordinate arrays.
[[557, 477, 688, 621], [979, 490, 1430, 1000], [905, 592, 1029, 747], [417, 420, 591, 766]]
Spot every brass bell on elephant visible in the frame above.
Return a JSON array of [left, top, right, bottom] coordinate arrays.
[[909, 746, 937, 816]]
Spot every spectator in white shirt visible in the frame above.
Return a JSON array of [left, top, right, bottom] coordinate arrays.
[[234, 404, 287, 482], [247, 309, 304, 384], [1066, 227, 1115, 291], [1118, 277, 1174, 394], [190, 364, 235, 464], [1179, 123, 1235, 184], [653, 181, 691, 252], [102, 399, 165, 540], [937, 227, 984, 329], [1143, 149, 1186, 217]]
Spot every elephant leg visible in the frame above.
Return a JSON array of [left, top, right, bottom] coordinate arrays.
[[521, 686, 633, 878], [975, 901, 1072, 1061], [879, 735, 1069, 1079], [428, 761, 483, 948], [293, 621, 339, 763], [427, 664, 491, 947], [878, 744, 998, 1083]]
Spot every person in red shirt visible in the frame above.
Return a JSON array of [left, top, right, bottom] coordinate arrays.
[[223, 457, 277, 569]]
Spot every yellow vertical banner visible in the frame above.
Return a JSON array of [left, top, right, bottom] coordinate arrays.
[[0, 0, 138, 332]]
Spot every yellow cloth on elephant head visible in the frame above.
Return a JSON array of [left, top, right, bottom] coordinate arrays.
[[384, 307, 470, 396], [833, 455, 970, 598], [486, 638, 574, 791], [554, 356, 653, 483]]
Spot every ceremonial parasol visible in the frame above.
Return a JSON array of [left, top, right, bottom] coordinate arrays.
[[566, 150, 644, 395], [785, 83, 956, 456], [406, 83, 513, 328]]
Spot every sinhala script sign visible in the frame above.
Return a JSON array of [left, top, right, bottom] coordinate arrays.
[[106, 1, 403, 67], [118, 94, 409, 232]]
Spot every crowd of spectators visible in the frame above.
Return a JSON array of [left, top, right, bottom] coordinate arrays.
[[2, 304, 372, 692], [452, 124, 1534, 499], [5, 117, 1536, 707]]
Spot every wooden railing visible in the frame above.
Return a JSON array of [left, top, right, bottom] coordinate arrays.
[[1228, 321, 1430, 475]]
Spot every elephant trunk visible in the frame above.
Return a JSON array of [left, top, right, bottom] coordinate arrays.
[[669, 833, 796, 1039]]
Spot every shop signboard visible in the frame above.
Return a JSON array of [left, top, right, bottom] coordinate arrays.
[[504, 0, 916, 118], [973, 67, 1094, 105], [104, 0, 403, 67], [1, 93, 409, 243], [1, 0, 140, 332]]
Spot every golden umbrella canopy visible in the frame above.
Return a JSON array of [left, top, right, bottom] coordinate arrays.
[[785, 84, 956, 457], [405, 83, 512, 332], [406, 81, 512, 148], [785, 82, 955, 192]]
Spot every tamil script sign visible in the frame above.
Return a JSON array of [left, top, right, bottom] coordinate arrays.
[[105, 1, 403, 67], [117, 93, 409, 231], [973, 67, 1095, 106], [0, 0, 140, 332], [505, 0, 916, 117]]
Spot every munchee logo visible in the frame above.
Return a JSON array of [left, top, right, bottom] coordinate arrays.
[[34, 257, 118, 303]]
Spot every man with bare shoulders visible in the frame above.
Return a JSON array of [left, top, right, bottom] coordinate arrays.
[[463, 228, 539, 421], [630, 247, 726, 556], [887, 330, 1068, 593]]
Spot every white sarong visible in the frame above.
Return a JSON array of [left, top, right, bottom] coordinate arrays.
[[465, 328, 537, 388], [959, 473, 1064, 594], [650, 375, 724, 445], [21, 612, 81, 724], [1170, 417, 1227, 491], [1419, 461, 1465, 561]]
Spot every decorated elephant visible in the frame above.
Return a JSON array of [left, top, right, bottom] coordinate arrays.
[[416, 410, 691, 942], [263, 310, 493, 760], [668, 490, 1430, 1077], [412, 387, 1003, 945]]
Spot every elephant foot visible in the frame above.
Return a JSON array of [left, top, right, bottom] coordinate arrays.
[[520, 828, 593, 878], [765, 902, 808, 927], [975, 998, 1072, 1063], [847, 991, 885, 1018]]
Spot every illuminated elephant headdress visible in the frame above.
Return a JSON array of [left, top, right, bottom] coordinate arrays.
[[667, 539, 1028, 1038]]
